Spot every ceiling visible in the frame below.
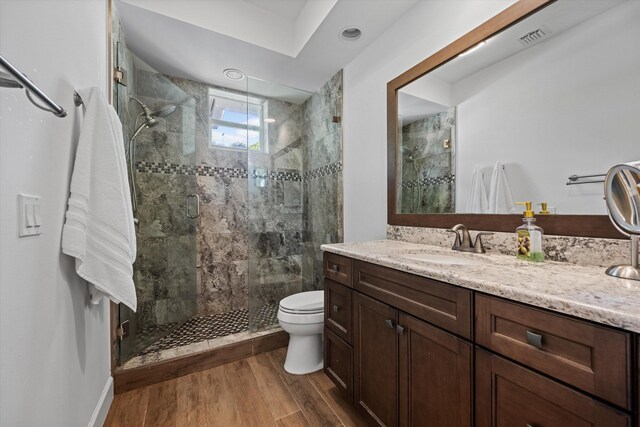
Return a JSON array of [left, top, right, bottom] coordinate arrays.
[[428, 0, 626, 84], [116, 0, 418, 94], [244, 0, 308, 21]]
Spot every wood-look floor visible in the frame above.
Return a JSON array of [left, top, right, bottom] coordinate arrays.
[[104, 348, 368, 427]]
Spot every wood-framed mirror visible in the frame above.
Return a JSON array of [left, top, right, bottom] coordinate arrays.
[[387, 0, 640, 238]]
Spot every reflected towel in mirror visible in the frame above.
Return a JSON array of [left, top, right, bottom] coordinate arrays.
[[488, 161, 515, 214], [466, 165, 488, 213]]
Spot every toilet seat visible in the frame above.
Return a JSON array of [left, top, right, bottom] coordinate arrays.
[[279, 291, 324, 314]]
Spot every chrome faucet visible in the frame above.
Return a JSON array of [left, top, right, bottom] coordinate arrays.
[[447, 224, 493, 253]]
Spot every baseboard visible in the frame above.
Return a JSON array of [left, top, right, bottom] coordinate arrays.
[[114, 330, 288, 394], [88, 376, 114, 427]]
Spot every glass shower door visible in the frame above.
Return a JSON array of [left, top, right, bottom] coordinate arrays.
[[246, 78, 312, 332], [113, 46, 199, 365]]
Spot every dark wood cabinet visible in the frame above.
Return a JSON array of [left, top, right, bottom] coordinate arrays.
[[476, 349, 631, 427], [476, 294, 632, 410], [354, 260, 473, 340], [353, 292, 399, 426], [399, 312, 472, 427], [324, 252, 353, 287], [323, 253, 638, 426], [324, 327, 353, 402], [325, 278, 353, 344], [351, 293, 473, 427]]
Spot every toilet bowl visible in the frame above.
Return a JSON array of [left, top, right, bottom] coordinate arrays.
[[277, 290, 324, 375]]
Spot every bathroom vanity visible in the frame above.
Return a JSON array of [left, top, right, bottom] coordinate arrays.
[[322, 240, 639, 426]]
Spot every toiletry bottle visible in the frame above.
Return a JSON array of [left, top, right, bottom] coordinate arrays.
[[515, 201, 544, 262], [538, 202, 551, 215]]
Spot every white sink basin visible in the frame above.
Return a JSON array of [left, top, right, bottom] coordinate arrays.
[[401, 253, 486, 266]]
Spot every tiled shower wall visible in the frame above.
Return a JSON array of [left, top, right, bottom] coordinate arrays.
[[133, 72, 344, 330], [399, 107, 455, 214], [302, 71, 344, 291]]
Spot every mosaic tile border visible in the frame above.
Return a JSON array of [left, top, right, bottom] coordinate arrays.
[[136, 162, 248, 178], [303, 161, 343, 181], [401, 174, 455, 188], [136, 161, 343, 182], [264, 170, 302, 182]]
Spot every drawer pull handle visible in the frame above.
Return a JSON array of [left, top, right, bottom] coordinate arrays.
[[333, 305, 340, 313], [526, 330, 543, 349], [329, 263, 340, 273], [526, 424, 537, 427], [396, 324, 404, 335], [385, 319, 395, 329]]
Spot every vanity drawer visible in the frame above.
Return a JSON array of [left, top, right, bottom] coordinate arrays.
[[353, 260, 472, 339], [324, 279, 352, 344], [323, 252, 353, 287], [324, 327, 353, 403], [476, 294, 632, 409], [476, 349, 630, 427]]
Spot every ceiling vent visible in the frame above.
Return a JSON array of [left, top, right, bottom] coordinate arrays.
[[519, 28, 549, 46]]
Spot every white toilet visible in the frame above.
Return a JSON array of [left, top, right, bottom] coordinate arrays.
[[277, 290, 324, 375]]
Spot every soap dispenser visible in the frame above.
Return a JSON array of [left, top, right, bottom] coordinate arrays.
[[538, 202, 551, 215], [515, 201, 544, 262]]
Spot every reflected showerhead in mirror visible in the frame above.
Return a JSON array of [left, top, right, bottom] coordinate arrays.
[[604, 161, 640, 281]]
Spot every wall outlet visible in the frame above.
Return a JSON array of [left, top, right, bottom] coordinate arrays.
[[18, 194, 42, 237]]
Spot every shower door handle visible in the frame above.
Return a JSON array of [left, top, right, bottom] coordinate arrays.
[[186, 194, 200, 219]]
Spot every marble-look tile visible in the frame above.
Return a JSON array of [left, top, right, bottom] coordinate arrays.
[[136, 173, 196, 207], [135, 130, 196, 165], [121, 340, 211, 370], [399, 108, 455, 214], [199, 260, 248, 315], [387, 225, 630, 268], [322, 239, 640, 333]]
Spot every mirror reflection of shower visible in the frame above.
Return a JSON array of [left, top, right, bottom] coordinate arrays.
[[128, 95, 177, 213]]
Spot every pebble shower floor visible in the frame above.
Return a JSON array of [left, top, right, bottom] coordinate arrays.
[[136, 304, 279, 356]]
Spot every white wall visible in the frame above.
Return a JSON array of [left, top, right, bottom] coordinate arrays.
[[342, 0, 517, 242], [453, 0, 640, 215], [0, 2, 112, 427]]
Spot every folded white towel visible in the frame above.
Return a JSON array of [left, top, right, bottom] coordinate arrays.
[[466, 165, 488, 213], [62, 87, 137, 311], [488, 161, 515, 214]]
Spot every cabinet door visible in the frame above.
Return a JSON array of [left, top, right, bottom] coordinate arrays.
[[324, 327, 353, 402], [354, 293, 398, 427], [476, 349, 631, 427], [398, 313, 472, 427]]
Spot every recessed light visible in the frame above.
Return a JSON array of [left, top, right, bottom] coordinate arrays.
[[264, 118, 276, 123], [223, 68, 245, 80], [340, 26, 362, 41]]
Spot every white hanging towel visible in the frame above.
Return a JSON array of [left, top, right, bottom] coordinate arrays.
[[488, 161, 515, 214], [61, 87, 137, 311], [465, 165, 488, 213]]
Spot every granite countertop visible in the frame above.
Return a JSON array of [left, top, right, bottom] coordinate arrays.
[[321, 240, 640, 333]]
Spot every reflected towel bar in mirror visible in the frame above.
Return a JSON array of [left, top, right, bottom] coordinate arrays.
[[566, 174, 606, 185]]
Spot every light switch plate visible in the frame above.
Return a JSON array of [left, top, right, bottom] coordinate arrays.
[[18, 194, 42, 237]]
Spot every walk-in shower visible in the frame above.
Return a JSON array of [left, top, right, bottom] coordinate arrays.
[[112, 5, 343, 368]]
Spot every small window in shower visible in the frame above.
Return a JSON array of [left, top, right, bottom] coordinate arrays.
[[209, 88, 267, 151]]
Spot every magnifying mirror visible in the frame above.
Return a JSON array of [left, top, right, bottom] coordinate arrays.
[[604, 161, 640, 280]]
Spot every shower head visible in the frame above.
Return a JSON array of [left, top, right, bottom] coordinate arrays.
[[130, 96, 176, 125], [152, 104, 176, 118]]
